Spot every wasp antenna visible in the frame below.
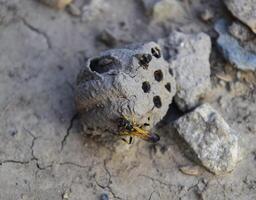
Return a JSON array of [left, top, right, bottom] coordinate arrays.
[[122, 138, 129, 144]]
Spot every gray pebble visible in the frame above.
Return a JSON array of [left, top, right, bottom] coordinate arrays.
[[67, 4, 81, 17]]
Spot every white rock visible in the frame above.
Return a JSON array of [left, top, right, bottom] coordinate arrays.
[[174, 104, 241, 175], [158, 32, 211, 111], [141, 0, 184, 22], [224, 0, 256, 34]]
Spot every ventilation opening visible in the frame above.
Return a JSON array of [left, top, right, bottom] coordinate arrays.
[[169, 68, 174, 76], [89, 56, 120, 74], [151, 47, 161, 58], [142, 81, 151, 93], [135, 53, 152, 69], [153, 96, 162, 108], [165, 83, 171, 92], [154, 70, 163, 82]]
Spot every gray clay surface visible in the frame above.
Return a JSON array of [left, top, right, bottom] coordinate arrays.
[[0, 0, 256, 200], [75, 42, 176, 136]]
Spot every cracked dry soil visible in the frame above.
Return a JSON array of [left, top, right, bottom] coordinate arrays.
[[0, 0, 256, 200]]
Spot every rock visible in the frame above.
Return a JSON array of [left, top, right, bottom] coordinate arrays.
[[141, 0, 184, 22], [200, 8, 214, 22], [39, 0, 72, 9], [97, 29, 118, 47], [228, 21, 256, 55], [158, 32, 211, 111], [228, 21, 255, 42], [141, 0, 158, 15], [66, 4, 81, 17], [62, 191, 70, 200], [215, 19, 256, 71], [100, 193, 109, 200], [97, 24, 132, 47], [179, 165, 201, 176], [224, 0, 256, 34], [215, 72, 233, 82], [81, 0, 109, 21], [75, 42, 176, 139], [174, 104, 240, 175]]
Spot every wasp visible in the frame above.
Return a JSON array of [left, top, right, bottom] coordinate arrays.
[[117, 115, 160, 144]]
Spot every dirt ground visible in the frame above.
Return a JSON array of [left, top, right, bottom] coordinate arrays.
[[0, 0, 256, 199]]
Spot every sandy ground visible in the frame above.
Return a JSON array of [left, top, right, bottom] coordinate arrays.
[[0, 0, 256, 199]]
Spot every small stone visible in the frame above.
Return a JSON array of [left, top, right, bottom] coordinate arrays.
[[152, 0, 184, 22], [100, 193, 109, 200], [229, 81, 247, 96], [96, 22, 133, 47], [179, 165, 201, 176], [219, 80, 226, 87], [174, 103, 241, 175], [200, 9, 214, 22], [215, 19, 256, 71], [224, 0, 256, 34], [228, 21, 254, 42], [217, 97, 227, 109], [236, 71, 241, 79], [81, 0, 109, 22], [158, 32, 211, 111], [97, 29, 118, 47], [62, 191, 69, 200], [141, 0, 184, 22], [67, 4, 81, 17], [8, 127, 18, 137], [20, 194, 28, 200], [216, 73, 233, 82], [39, 0, 73, 9]]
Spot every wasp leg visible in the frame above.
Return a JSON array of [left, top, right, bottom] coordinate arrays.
[[129, 136, 133, 144], [121, 138, 129, 144], [121, 136, 133, 144], [119, 131, 134, 144], [139, 123, 150, 128], [131, 113, 136, 126]]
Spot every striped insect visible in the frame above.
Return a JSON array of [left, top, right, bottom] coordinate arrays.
[[117, 115, 160, 144]]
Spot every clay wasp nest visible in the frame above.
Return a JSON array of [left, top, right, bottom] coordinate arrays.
[[75, 42, 176, 138]]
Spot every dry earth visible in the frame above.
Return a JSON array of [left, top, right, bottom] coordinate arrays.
[[0, 0, 256, 199]]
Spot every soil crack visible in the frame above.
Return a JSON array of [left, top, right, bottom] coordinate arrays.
[[61, 113, 79, 150], [20, 17, 52, 49]]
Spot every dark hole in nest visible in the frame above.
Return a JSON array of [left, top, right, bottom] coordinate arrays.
[[169, 68, 174, 76], [154, 70, 163, 82], [165, 82, 171, 92], [142, 81, 151, 93], [89, 56, 119, 74], [151, 47, 161, 58], [153, 96, 162, 108], [135, 53, 152, 69]]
